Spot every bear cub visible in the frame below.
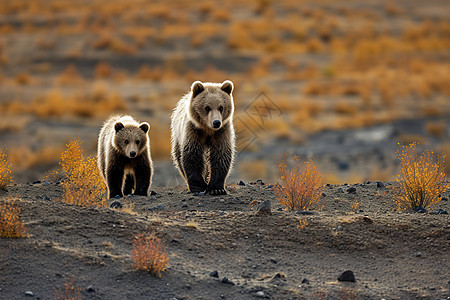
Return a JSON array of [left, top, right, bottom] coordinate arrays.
[[171, 80, 235, 195], [98, 115, 153, 199]]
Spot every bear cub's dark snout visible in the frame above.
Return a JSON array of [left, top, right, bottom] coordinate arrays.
[[130, 151, 136, 158], [213, 120, 221, 128]]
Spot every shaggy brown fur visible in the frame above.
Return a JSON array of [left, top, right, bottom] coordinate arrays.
[[171, 80, 235, 195], [98, 115, 153, 199]]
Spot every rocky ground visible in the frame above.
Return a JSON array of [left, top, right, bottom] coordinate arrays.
[[0, 180, 449, 299]]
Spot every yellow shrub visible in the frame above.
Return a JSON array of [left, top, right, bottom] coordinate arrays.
[[394, 143, 446, 210], [0, 147, 13, 190], [275, 154, 323, 211], [132, 233, 168, 277], [60, 139, 106, 208], [0, 198, 27, 238], [54, 277, 81, 300]]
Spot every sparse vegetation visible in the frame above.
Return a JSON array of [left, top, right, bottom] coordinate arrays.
[[54, 277, 81, 300], [132, 233, 168, 277], [0, 198, 27, 238], [394, 143, 447, 210], [275, 154, 323, 211], [59, 139, 106, 208], [0, 147, 13, 190]]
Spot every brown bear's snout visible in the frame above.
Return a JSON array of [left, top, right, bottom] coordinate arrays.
[[213, 120, 221, 128], [130, 151, 137, 158]]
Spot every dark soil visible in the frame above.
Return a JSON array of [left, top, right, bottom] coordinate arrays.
[[1, 181, 449, 299]]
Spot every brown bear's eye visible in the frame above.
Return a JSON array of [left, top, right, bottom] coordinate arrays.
[[219, 106, 223, 112], [124, 140, 129, 144], [136, 140, 140, 145], [205, 106, 211, 112]]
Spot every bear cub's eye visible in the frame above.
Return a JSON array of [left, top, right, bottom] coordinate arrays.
[[136, 140, 140, 145], [124, 140, 129, 144], [205, 106, 211, 112], [219, 106, 223, 112]]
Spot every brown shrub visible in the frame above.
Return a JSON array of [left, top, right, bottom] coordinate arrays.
[[0, 198, 27, 238], [14, 72, 32, 85], [394, 143, 446, 210], [275, 154, 323, 211], [57, 65, 84, 85], [132, 233, 168, 277], [54, 277, 81, 300], [60, 139, 106, 208], [95, 62, 113, 78], [0, 147, 13, 190]]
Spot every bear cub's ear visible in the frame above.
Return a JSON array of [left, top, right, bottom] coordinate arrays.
[[221, 80, 234, 95], [191, 81, 205, 98], [139, 122, 150, 133], [114, 122, 124, 133]]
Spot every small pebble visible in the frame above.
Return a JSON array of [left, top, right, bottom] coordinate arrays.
[[86, 285, 95, 292], [321, 193, 326, 197], [347, 187, 356, 194], [221, 277, 235, 285], [238, 181, 246, 186], [415, 206, 427, 213], [338, 270, 356, 282], [25, 291, 34, 297], [336, 225, 344, 231], [32, 180, 41, 184], [197, 203, 204, 208], [209, 270, 219, 278], [257, 200, 271, 215], [438, 209, 448, 214], [114, 195, 121, 199], [185, 284, 192, 290], [270, 258, 277, 264], [415, 252, 422, 257], [110, 201, 122, 209], [301, 278, 310, 284], [255, 291, 265, 298], [43, 196, 51, 201], [296, 210, 314, 215], [150, 190, 157, 196], [376, 181, 385, 188], [337, 188, 344, 193], [429, 287, 435, 290]]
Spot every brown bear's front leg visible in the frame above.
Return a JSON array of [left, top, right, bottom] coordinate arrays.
[[206, 141, 233, 195], [133, 157, 151, 196], [106, 164, 125, 199], [182, 144, 208, 193]]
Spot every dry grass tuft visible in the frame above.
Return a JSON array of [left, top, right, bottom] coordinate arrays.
[[54, 277, 81, 300], [275, 154, 323, 211], [60, 139, 106, 208], [0, 198, 27, 238], [132, 233, 168, 277], [394, 143, 447, 210], [0, 147, 13, 190]]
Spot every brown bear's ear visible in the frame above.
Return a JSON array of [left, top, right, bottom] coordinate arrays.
[[139, 122, 150, 133], [114, 122, 124, 132], [221, 80, 234, 95], [191, 81, 205, 98]]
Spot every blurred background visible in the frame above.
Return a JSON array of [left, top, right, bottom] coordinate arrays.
[[0, 0, 449, 186]]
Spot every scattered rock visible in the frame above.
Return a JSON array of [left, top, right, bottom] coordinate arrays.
[[209, 270, 219, 278], [441, 196, 448, 201], [238, 181, 246, 186], [429, 286, 435, 290], [347, 187, 357, 194], [415, 206, 427, 213], [150, 190, 157, 196], [148, 205, 164, 211], [296, 210, 314, 215], [301, 278, 310, 284], [110, 201, 122, 209], [184, 284, 192, 290], [376, 181, 385, 188], [322, 193, 326, 197], [32, 180, 41, 184], [255, 179, 265, 185], [86, 285, 95, 292], [415, 252, 423, 257], [114, 195, 121, 199], [43, 196, 51, 201], [25, 291, 34, 297], [338, 270, 356, 282], [269, 258, 277, 264], [181, 204, 188, 208], [336, 225, 344, 231], [255, 291, 265, 298], [438, 209, 448, 215], [337, 188, 344, 193], [257, 200, 271, 215], [221, 277, 235, 285], [362, 216, 373, 223]]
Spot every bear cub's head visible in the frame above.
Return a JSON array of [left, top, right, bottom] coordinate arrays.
[[189, 80, 234, 131], [113, 122, 149, 158]]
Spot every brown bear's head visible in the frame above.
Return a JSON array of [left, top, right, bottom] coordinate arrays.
[[113, 121, 149, 158], [188, 80, 234, 131]]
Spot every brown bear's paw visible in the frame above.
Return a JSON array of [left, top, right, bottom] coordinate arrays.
[[188, 184, 208, 193], [206, 188, 227, 195]]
